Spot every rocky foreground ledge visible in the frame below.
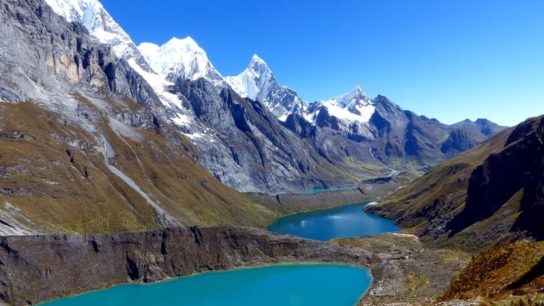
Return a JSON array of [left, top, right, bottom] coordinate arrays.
[[0, 226, 372, 306]]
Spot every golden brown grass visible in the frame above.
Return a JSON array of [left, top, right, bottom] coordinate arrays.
[[0, 100, 277, 234], [440, 241, 544, 302]]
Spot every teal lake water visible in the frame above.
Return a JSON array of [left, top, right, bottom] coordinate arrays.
[[268, 203, 400, 241], [42, 264, 371, 306]]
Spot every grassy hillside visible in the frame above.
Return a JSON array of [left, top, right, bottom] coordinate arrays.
[[440, 241, 544, 304], [368, 115, 544, 252], [0, 101, 277, 234], [367, 128, 511, 248]]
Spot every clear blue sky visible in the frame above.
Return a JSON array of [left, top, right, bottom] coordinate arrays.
[[101, 0, 544, 126]]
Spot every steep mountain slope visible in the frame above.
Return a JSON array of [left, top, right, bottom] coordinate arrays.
[[44, 0, 152, 71], [440, 240, 544, 303], [293, 90, 503, 178], [43, 0, 377, 193], [170, 78, 370, 193], [0, 0, 276, 234], [368, 115, 544, 251]]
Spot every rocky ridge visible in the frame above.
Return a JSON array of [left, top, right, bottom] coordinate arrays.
[[368, 115, 544, 252], [0, 226, 371, 305]]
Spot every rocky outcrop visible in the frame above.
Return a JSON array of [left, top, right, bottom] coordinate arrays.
[[0, 226, 370, 305], [369, 115, 544, 251], [441, 129, 479, 158], [448, 115, 544, 239], [172, 78, 364, 193], [0, 0, 161, 113]]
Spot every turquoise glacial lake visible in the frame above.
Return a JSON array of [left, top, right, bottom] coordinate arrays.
[[268, 203, 400, 241], [42, 264, 371, 306]]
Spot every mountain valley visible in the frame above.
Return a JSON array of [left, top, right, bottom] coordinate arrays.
[[0, 0, 541, 305]]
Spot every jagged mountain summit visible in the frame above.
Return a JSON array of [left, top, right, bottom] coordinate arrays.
[[305, 86, 376, 129], [45, 0, 203, 129], [138, 37, 223, 84], [225, 55, 305, 120]]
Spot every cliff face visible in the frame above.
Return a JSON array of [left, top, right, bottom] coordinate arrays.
[[172, 79, 362, 193], [0, 226, 370, 306], [368, 115, 544, 251], [0, 0, 160, 112], [449, 116, 544, 239]]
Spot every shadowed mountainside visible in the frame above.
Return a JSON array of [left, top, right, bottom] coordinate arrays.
[[368, 115, 544, 251]]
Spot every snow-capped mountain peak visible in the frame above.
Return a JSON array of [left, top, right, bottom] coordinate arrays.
[[225, 54, 305, 120], [315, 86, 375, 124], [137, 37, 223, 84], [333, 86, 370, 108], [248, 54, 270, 72], [45, 0, 102, 28], [225, 54, 274, 101], [45, 0, 202, 129], [44, 0, 146, 67]]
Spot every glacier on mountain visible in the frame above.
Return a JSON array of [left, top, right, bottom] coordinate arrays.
[[308, 86, 376, 125], [225, 54, 305, 120], [138, 37, 223, 85]]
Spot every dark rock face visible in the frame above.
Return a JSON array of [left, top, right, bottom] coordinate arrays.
[[0, 226, 369, 306], [441, 129, 479, 158], [315, 108, 341, 130], [283, 113, 315, 138], [369, 115, 544, 251], [0, 0, 161, 110], [172, 78, 361, 193], [448, 116, 544, 238]]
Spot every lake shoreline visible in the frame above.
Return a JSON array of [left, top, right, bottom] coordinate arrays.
[[40, 263, 373, 306], [0, 225, 374, 306], [0, 225, 468, 306], [268, 202, 399, 241], [247, 187, 372, 217]]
